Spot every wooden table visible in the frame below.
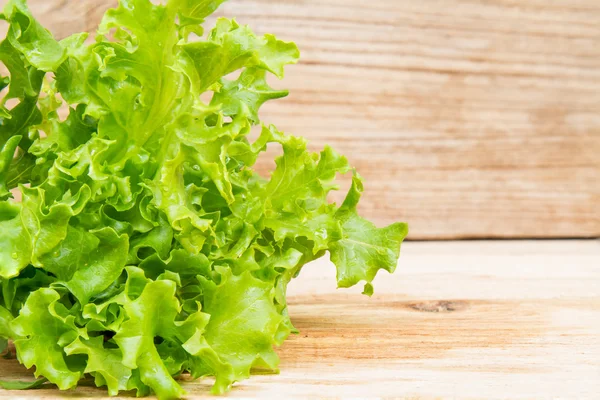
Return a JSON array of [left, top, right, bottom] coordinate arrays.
[[1, 240, 599, 398]]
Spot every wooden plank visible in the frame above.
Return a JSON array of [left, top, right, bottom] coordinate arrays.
[[1, 240, 599, 398], [15, 0, 600, 239]]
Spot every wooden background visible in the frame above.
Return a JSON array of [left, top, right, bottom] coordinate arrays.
[[8, 0, 600, 239]]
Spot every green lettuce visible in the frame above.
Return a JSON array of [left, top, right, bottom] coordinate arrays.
[[0, 0, 408, 398]]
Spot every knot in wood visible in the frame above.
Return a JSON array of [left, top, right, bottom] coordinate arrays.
[[409, 300, 468, 313]]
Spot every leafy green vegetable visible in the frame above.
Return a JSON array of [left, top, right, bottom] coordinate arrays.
[[0, 377, 49, 390], [0, 0, 408, 398]]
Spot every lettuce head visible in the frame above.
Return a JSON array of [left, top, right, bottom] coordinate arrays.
[[0, 0, 408, 398]]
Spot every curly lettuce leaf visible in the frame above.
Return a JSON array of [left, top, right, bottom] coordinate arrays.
[[64, 336, 131, 396], [200, 267, 282, 381], [2, 0, 66, 71], [330, 173, 408, 291], [10, 288, 84, 390]]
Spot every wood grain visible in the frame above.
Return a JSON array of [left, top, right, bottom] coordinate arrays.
[[9, 0, 600, 239], [1, 240, 599, 399]]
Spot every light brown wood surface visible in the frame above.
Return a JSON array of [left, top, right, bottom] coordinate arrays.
[[1, 240, 599, 399], [3, 0, 600, 239]]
